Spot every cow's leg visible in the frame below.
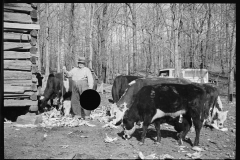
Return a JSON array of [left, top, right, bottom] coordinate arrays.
[[154, 119, 161, 144], [140, 116, 151, 145], [191, 116, 203, 146]]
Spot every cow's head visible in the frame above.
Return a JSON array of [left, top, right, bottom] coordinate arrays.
[[109, 102, 128, 125], [215, 110, 228, 129], [122, 109, 137, 139]]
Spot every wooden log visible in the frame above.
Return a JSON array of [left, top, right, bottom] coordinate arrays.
[[4, 51, 30, 59], [32, 65, 38, 73], [30, 56, 36, 64], [4, 22, 40, 30], [4, 28, 29, 34], [30, 92, 38, 101], [30, 29, 37, 37], [4, 85, 32, 93], [4, 60, 32, 71], [30, 46, 37, 54], [4, 3, 32, 13], [4, 99, 38, 107], [4, 95, 30, 99], [4, 12, 32, 24], [31, 83, 37, 92], [4, 42, 31, 50], [31, 3, 37, 9], [4, 32, 30, 42], [4, 91, 34, 96], [30, 37, 37, 46], [30, 9, 37, 19], [4, 71, 32, 80], [4, 79, 33, 86]]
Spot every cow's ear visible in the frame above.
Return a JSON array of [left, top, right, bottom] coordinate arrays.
[[108, 99, 114, 103]]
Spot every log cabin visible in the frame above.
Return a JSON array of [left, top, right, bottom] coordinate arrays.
[[4, 3, 41, 112]]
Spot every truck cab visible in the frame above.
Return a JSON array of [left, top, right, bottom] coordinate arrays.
[[159, 68, 209, 83]]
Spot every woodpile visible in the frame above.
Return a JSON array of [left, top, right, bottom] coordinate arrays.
[[4, 3, 41, 110]]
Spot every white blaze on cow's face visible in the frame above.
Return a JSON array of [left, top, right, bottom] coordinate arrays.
[[216, 110, 228, 129], [123, 122, 137, 139], [216, 96, 223, 111], [128, 80, 136, 86], [110, 102, 128, 125], [40, 96, 45, 100]]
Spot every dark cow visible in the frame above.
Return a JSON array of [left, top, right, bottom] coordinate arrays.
[[39, 71, 98, 113], [109, 77, 192, 125], [122, 83, 207, 147], [108, 75, 142, 103], [39, 72, 72, 111]]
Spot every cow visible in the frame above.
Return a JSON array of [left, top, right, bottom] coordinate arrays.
[[39, 72, 72, 114], [122, 83, 208, 147], [108, 75, 142, 104], [194, 83, 228, 129], [39, 71, 98, 115], [109, 77, 192, 125]]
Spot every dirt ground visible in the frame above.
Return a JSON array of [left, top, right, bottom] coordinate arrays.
[[4, 93, 236, 159]]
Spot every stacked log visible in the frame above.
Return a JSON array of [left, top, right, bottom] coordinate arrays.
[[4, 3, 40, 111]]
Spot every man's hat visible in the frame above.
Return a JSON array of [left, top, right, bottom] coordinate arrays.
[[77, 57, 86, 64]]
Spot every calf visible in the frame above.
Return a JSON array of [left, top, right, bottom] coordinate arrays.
[[122, 83, 207, 146], [39, 72, 72, 115]]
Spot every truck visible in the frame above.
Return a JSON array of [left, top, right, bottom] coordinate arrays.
[[158, 68, 209, 83]]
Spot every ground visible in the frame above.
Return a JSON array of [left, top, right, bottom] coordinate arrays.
[[4, 94, 236, 159]]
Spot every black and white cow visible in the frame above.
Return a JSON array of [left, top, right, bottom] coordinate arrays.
[[122, 83, 208, 146], [109, 77, 192, 125]]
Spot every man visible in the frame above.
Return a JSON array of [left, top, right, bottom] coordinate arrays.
[[63, 57, 94, 120]]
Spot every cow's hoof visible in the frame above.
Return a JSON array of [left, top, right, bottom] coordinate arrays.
[[154, 141, 161, 145], [177, 139, 183, 146], [139, 142, 144, 145]]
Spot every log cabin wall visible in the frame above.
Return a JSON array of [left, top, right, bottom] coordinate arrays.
[[4, 3, 41, 111]]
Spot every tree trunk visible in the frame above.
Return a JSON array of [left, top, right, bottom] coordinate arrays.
[[132, 3, 137, 74], [45, 3, 49, 76], [57, 3, 60, 73], [204, 4, 211, 69], [100, 4, 108, 83], [228, 19, 236, 102], [88, 4, 94, 69]]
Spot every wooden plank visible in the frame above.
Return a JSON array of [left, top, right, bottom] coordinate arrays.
[[4, 91, 33, 96], [4, 85, 32, 93], [4, 99, 38, 107], [4, 79, 33, 86], [4, 42, 31, 50], [4, 95, 30, 99], [4, 28, 29, 34], [4, 12, 32, 24], [4, 3, 32, 13], [4, 22, 40, 30], [4, 71, 32, 80], [4, 51, 39, 59], [4, 32, 30, 41], [4, 60, 32, 71]]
